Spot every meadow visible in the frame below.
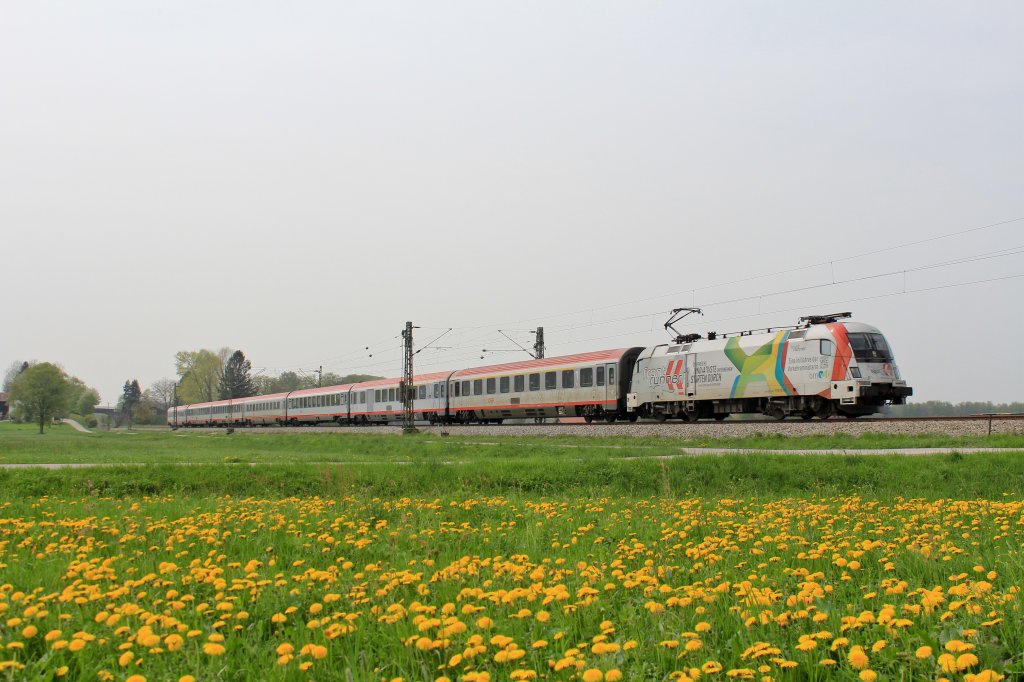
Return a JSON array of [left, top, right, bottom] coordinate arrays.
[[0, 424, 1022, 681]]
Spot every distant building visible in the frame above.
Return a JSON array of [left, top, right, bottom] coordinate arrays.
[[0, 392, 9, 420]]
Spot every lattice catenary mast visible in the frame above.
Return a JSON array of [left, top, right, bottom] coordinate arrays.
[[401, 321, 417, 433]]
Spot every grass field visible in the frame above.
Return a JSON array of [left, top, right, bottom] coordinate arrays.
[[0, 423, 1021, 681]]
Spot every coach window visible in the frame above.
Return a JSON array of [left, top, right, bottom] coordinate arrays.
[[375, 390, 381, 403], [580, 367, 593, 388], [473, 379, 483, 395], [462, 380, 471, 395], [499, 376, 509, 393], [388, 388, 395, 402], [418, 385, 426, 399], [608, 367, 615, 386], [562, 370, 575, 389], [544, 371, 556, 390], [529, 373, 540, 391], [820, 339, 835, 356], [514, 375, 525, 392], [596, 366, 605, 386], [454, 382, 460, 397], [486, 378, 496, 394]]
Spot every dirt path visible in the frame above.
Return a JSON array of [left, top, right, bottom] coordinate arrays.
[[60, 418, 92, 433]]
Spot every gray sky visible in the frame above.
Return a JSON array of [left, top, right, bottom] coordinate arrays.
[[2, 2, 1022, 404]]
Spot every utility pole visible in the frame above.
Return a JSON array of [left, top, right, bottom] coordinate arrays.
[[401, 321, 417, 433], [533, 327, 545, 359], [317, 365, 323, 388]]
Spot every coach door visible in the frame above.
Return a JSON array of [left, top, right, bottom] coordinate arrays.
[[604, 363, 617, 404]]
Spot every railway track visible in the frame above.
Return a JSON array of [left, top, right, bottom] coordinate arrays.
[[177, 414, 1024, 437]]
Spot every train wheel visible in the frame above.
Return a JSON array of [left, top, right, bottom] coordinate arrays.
[[583, 415, 594, 424], [653, 413, 668, 422], [768, 406, 786, 420], [801, 411, 814, 420], [604, 415, 617, 423], [713, 413, 727, 421], [627, 414, 639, 422]]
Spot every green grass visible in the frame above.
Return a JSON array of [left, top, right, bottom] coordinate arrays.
[[1, 422, 1023, 680], [1, 422, 1021, 467]]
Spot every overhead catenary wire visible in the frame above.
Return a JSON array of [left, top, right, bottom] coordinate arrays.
[[258, 216, 1023, 380]]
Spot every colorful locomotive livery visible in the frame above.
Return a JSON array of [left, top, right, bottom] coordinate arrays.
[[168, 313, 911, 426]]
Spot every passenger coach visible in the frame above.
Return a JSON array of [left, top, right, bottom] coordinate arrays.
[[448, 348, 643, 423]]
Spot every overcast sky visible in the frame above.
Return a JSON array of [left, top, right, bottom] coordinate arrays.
[[2, 1, 1022, 404]]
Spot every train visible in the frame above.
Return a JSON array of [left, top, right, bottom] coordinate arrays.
[[167, 312, 912, 427]]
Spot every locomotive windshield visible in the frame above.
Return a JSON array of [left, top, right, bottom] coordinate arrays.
[[847, 332, 893, 362]]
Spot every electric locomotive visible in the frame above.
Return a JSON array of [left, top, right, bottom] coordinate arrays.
[[627, 312, 911, 420]]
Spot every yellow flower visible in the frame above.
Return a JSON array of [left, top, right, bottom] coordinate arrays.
[[126, 676, 147, 682], [848, 646, 869, 670], [179, 677, 196, 682], [582, 670, 604, 682], [915, 646, 933, 659], [606, 671, 623, 682], [937, 653, 958, 673], [957, 653, 980, 670], [965, 672, 1005, 682], [203, 642, 226, 656], [859, 671, 877, 682]]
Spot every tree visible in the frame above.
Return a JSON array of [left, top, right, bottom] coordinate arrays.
[[120, 379, 142, 429], [2, 360, 30, 392], [65, 376, 100, 417], [147, 378, 177, 413], [9, 363, 71, 434], [270, 371, 315, 393], [219, 350, 257, 399], [174, 349, 229, 403]]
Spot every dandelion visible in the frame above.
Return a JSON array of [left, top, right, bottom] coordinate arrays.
[[848, 646, 869, 670]]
